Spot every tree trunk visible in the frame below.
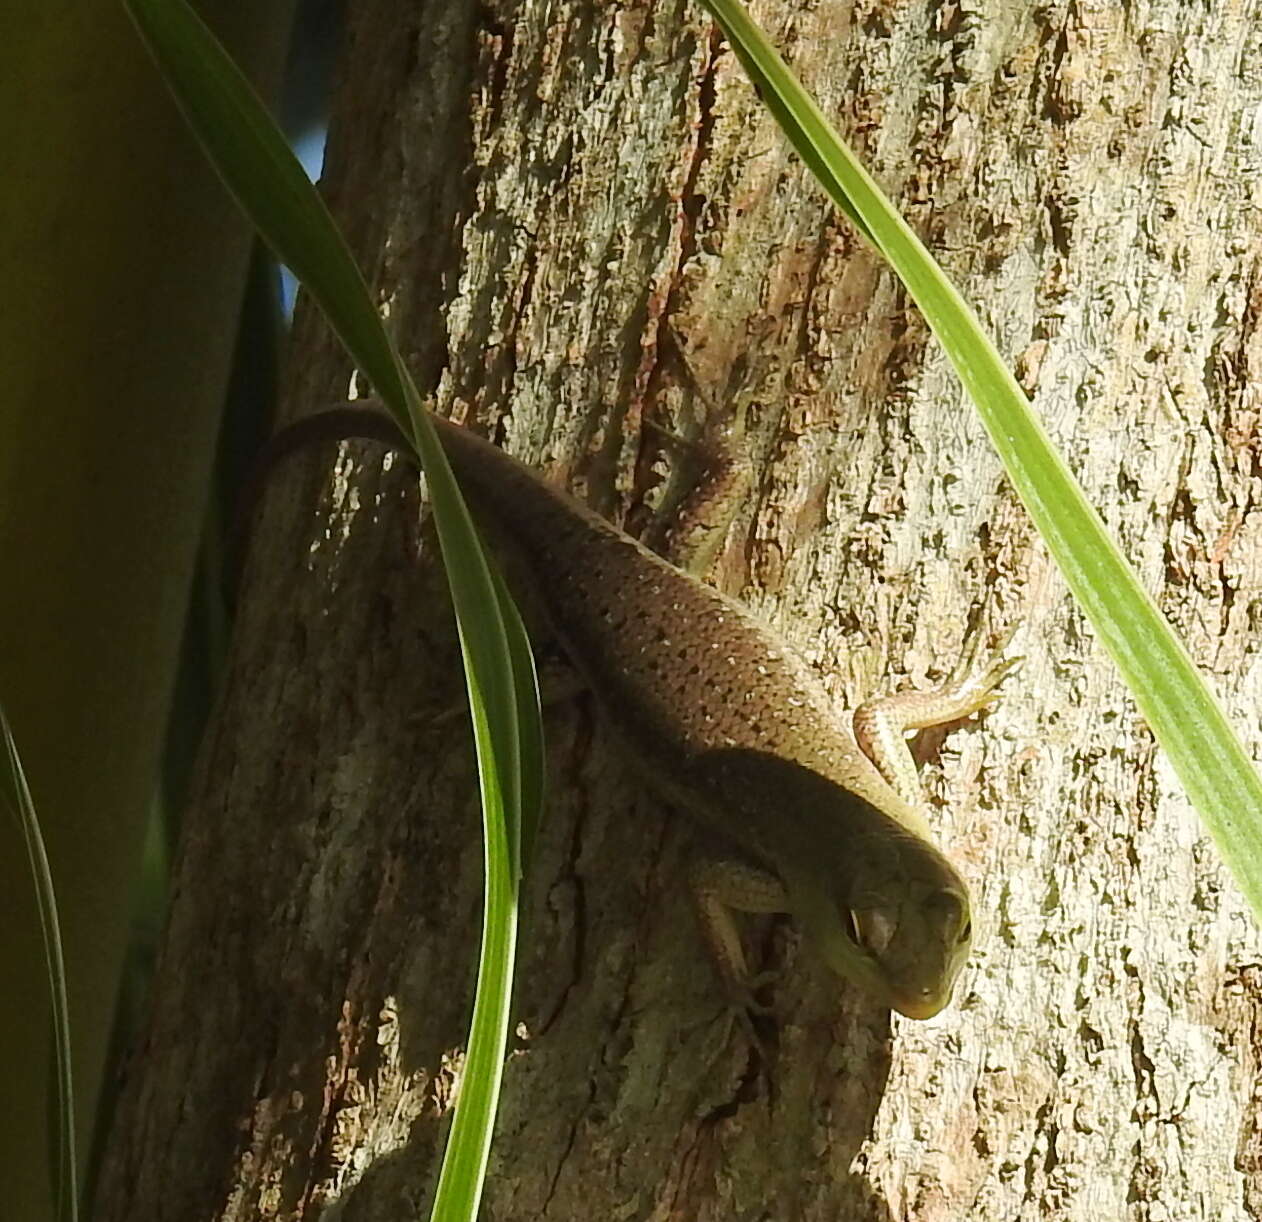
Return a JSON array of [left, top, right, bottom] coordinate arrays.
[[95, 1, 1262, 1218]]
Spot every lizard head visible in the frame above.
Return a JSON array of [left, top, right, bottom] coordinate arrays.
[[787, 832, 973, 1019], [702, 747, 974, 1018]]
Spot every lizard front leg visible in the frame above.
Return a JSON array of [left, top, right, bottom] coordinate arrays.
[[688, 854, 790, 1059], [852, 637, 1020, 813], [688, 855, 788, 1003]]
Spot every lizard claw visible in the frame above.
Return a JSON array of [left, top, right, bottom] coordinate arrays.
[[739, 967, 782, 1014], [719, 997, 777, 1067]]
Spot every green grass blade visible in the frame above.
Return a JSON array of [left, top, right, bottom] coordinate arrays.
[[2, 704, 77, 1222], [429, 682, 518, 1221], [430, 570, 539, 1220], [124, 0, 546, 1215], [699, 0, 1262, 919], [487, 557, 544, 879], [124, 0, 397, 410]]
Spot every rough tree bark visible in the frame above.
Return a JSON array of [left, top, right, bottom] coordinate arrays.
[[96, 1, 1262, 1218]]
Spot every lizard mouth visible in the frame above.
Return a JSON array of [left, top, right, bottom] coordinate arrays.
[[891, 990, 948, 1020]]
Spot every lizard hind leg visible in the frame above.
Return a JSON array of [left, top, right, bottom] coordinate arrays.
[[644, 408, 756, 578]]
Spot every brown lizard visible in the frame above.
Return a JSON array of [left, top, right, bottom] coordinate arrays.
[[247, 402, 1014, 1019]]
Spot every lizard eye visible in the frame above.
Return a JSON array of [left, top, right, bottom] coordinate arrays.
[[927, 889, 969, 945], [844, 907, 896, 954]]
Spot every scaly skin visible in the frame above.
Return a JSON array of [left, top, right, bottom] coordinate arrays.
[[252, 405, 1013, 1019]]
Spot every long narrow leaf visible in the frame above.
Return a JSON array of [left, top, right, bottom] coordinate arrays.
[[487, 557, 544, 880], [699, 0, 1262, 920], [429, 681, 518, 1221], [1, 704, 76, 1222], [124, 1, 545, 1216]]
